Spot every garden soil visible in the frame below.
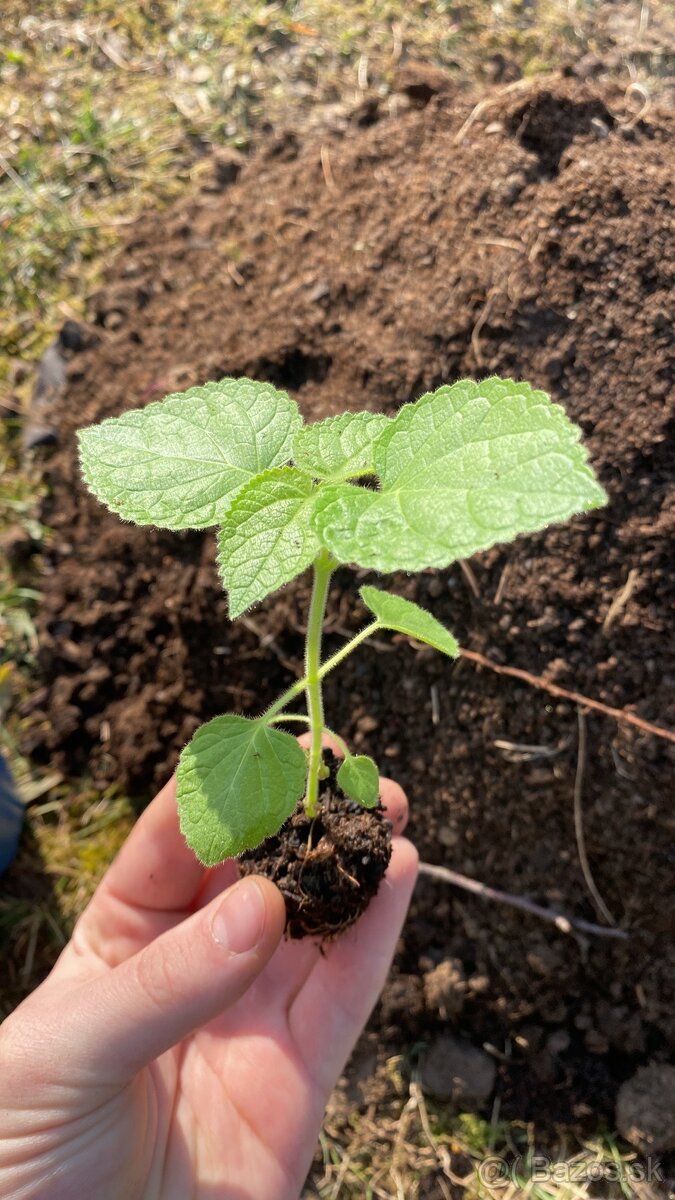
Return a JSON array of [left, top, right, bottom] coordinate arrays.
[[25, 77, 674, 1140]]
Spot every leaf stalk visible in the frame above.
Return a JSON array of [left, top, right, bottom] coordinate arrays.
[[267, 714, 351, 759], [263, 625, 381, 723]]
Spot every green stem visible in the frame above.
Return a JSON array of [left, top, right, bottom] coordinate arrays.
[[303, 551, 334, 818], [267, 714, 351, 759], [263, 677, 307, 722], [320, 727, 350, 758], [268, 713, 311, 727], [316, 620, 379, 678], [263, 619, 382, 724]]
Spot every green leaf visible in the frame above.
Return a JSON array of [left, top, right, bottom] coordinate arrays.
[[337, 754, 380, 808], [176, 715, 306, 863], [360, 585, 459, 657], [217, 467, 320, 617], [312, 377, 607, 571], [78, 377, 301, 530], [293, 411, 390, 481]]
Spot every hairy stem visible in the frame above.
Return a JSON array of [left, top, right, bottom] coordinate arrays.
[[264, 678, 307, 722], [263, 619, 382, 725], [316, 620, 379, 677], [318, 727, 350, 758], [303, 551, 334, 817], [268, 713, 311, 727], [268, 714, 351, 758]]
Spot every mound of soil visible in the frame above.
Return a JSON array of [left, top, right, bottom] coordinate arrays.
[[240, 763, 392, 940], [27, 78, 674, 1134]]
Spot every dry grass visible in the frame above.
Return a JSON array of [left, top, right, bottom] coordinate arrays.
[[1, 2, 673, 1194], [307, 1071, 656, 1198]]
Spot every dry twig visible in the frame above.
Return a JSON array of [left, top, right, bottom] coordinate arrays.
[[476, 237, 526, 253], [573, 708, 616, 926], [409, 1079, 455, 1186], [493, 563, 510, 605], [418, 861, 628, 939], [602, 568, 639, 634], [226, 261, 245, 287], [460, 647, 675, 745], [458, 558, 481, 599], [320, 144, 337, 191], [470, 288, 497, 367], [453, 77, 536, 145]]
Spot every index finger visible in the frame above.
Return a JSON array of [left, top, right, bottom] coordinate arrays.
[[92, 775, 207, 914]]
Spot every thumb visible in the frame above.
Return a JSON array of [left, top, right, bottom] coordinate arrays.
[[70, 876, 285, 1082]]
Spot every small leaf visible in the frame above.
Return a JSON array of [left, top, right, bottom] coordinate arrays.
[[217, 467, 320, 617], [78, 377, 301, 529], [293, 411, 390, 481], [176, 715, 306, 863], [360, 585, 460, 657], [312, 377, 607, 571], [337, 754, 380, 808]]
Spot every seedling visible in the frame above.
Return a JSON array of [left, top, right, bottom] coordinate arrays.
[[79, 376, 605, 894]]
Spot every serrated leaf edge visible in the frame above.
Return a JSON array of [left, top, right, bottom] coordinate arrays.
[[216, 465, 320, 618], [77, 377, 302, 531], [292, 410, 391, 481]]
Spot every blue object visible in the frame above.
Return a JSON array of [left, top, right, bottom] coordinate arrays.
[[0, 752, 23, 874]]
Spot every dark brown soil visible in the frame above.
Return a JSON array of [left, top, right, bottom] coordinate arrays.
[[22, 77, 675, 1135], [616, 1063, 675, 1154], [240, 759, 392, 939]]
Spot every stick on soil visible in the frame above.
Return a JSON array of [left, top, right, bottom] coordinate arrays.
[[418, 861, 628, 939], [461, 649, 675, 745]]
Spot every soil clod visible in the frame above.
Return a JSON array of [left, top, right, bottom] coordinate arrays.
[[240, 769, 392, 939], [419, 1033, 497, 1107], [616, 1063, 675, 1154]]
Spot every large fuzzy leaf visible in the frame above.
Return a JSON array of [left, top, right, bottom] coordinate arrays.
[[78, 377, 301, 529], [312, 377, 606, 571], [293, 411, 390, 481]]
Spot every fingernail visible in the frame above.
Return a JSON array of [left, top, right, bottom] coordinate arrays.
[[211, 878, 266, 955]]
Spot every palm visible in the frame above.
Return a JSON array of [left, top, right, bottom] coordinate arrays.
[[0, 775, 416, 1200], [138, 935, 384, 1199]]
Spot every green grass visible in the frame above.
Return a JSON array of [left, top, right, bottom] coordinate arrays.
[[312, 1095, 648, 1198], [0, 431, 44, 677]]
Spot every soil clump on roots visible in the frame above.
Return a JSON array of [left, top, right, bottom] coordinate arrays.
[[18, 76, 675, 1140], [240, 758, 392, 939]]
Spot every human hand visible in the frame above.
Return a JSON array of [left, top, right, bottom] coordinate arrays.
[[0, 747, 417, 1200]]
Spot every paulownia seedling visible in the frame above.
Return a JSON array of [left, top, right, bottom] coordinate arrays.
[[79, 375, 606, 936]]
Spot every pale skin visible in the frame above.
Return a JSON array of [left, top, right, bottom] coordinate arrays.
[[0, 736, 418, 1200]]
